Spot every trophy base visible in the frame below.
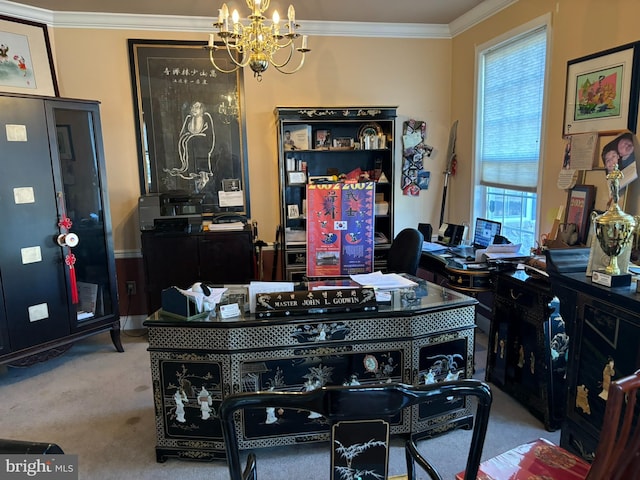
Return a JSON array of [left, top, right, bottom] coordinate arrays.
[[591, 270, 632, 288]]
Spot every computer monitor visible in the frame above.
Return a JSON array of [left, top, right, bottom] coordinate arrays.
[[472, 218, 502, 249]]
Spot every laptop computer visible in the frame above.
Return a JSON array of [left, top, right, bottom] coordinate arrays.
[[449, 218, 502, 260]]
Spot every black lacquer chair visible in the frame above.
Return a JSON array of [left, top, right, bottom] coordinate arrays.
[[0, 439, 64, 454], [386, 228, 424, 275], [220, 380, 492, 480]]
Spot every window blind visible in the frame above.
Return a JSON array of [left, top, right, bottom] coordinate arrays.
[[479, 26, 547, 192]]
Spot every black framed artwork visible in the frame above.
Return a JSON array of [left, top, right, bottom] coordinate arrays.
[[128, 39, 250, 217], [564, 41, 640, 136], [0, 15, 59, 96]]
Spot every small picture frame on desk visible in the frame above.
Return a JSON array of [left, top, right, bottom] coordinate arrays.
[[565, 185, 596, 245]]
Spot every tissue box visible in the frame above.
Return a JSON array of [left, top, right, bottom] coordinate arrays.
[[161, 287, 208, 320], [375, 201, 389, 215]]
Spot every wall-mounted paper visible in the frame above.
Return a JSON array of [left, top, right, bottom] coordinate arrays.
[[28, 303, 49, 322], [14, 186, 35, 204], [21, 246, 42, 264], [6, 124, 27, 142]]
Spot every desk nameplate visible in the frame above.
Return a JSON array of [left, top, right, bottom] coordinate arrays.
[[255, 288, 377, 318]]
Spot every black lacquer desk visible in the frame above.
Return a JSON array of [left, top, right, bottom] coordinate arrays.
[[144, 278, 477, 462]]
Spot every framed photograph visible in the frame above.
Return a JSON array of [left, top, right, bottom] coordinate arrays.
[[287, 204, 300, 219], [333, 137, 354, 149], [128, 39, 250, 217], [564, 42, 640, 135], [0, 15, 59, 96], [287, 171, 307, 185], [565, 185, 596, 245], [315, 129, 331, 149], [56, 125, 74, 161]]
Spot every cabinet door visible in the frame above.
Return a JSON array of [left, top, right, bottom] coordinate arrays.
[[567, 297, 640, 439], [0, 96, 70, 351], [198, 231, 253, 283], [49, 104, 119, 329]]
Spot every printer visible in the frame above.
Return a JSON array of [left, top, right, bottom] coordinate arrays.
[[138, 191, 204, 232]]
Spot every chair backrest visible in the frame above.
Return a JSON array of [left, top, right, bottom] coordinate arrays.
[[587, 369, 640, 480], [220, 380, 492, 480], [387, 228, 424, 275]]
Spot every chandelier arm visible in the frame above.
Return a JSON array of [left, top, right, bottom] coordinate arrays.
[[208, 48, 242, 74], [268, 41, 295, 68], [222, 38, 252, 68], [272, 52, 307, 74]]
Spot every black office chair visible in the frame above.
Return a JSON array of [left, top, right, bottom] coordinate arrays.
[[220, 380, 492, 480], [386, 228, 424, 275]]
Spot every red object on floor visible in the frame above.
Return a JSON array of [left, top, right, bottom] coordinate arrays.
[[456, 438, 590, 480]]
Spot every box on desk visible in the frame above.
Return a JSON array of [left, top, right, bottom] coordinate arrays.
[[161, 287, 209, 320]]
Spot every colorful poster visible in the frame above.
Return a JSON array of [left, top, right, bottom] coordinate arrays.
[[307, 182, 375, 277]]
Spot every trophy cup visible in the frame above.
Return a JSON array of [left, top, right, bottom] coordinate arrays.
[[591, 165, 637, 287]]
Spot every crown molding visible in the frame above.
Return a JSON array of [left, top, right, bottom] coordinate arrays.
[[0, 0, 517, 39], [450, 0, 519, 36]]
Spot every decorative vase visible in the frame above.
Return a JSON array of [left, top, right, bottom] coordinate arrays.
[[592, 165, 637, 275]]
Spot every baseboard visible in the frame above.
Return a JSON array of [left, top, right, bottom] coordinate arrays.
[[119, 314, 147, 331]]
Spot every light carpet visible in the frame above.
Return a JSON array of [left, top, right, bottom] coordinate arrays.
[[0, 329, 559, 479]]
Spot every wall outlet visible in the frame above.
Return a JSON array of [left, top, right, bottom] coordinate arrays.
[[126, 281, 136, 295]]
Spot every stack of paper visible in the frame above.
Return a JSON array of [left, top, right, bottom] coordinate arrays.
[[350, 271, 418, 290], [207, 222, 245, 231]]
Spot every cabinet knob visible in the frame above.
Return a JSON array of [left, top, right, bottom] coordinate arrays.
[[57, 232, 79, 247]]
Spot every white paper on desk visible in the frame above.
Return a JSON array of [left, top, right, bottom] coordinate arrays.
[[249, 281, 295, 313], [480, 243, 524, 260], [218, 190, 244, 207], [350, 271, 417, 290], [422, 241, 447, 252]]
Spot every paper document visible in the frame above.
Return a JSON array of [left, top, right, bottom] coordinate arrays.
[[422, 241, 447, 252], [478, 243, 525, 260], [350, 271, 417, 290], [249, 281, 295, 313]]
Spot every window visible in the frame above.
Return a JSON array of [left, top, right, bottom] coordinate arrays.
[[474, 17, 550, 253]]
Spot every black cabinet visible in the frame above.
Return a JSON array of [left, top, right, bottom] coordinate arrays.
[[487, 271, 567, 431], [549, 272, 640, 462], [141, 229, 254, 312], [275, 107, 397, 280], [0, 93, 121, 365]]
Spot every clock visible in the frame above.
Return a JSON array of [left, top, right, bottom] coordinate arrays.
[[363, 354, 378, 373]]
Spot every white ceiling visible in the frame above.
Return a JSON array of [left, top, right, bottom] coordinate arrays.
[[4, 0, 496, 25]]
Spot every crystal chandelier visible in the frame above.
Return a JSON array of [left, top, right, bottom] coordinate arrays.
[[207, 0, 310, 81]]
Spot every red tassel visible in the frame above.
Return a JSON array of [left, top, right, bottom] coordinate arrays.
[[69, 266, 78, 304], [65, 252, 79, 304]]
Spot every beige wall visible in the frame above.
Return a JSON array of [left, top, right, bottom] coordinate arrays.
[[451, 0, 640, 238], [46, 0, 640, 254], [48, 27, 452, 253]]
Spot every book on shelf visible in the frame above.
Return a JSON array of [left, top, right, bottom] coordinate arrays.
[[284, 124, 312, 150]]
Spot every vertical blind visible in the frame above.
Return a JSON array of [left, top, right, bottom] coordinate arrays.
[[479, 26, 547, 192]]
